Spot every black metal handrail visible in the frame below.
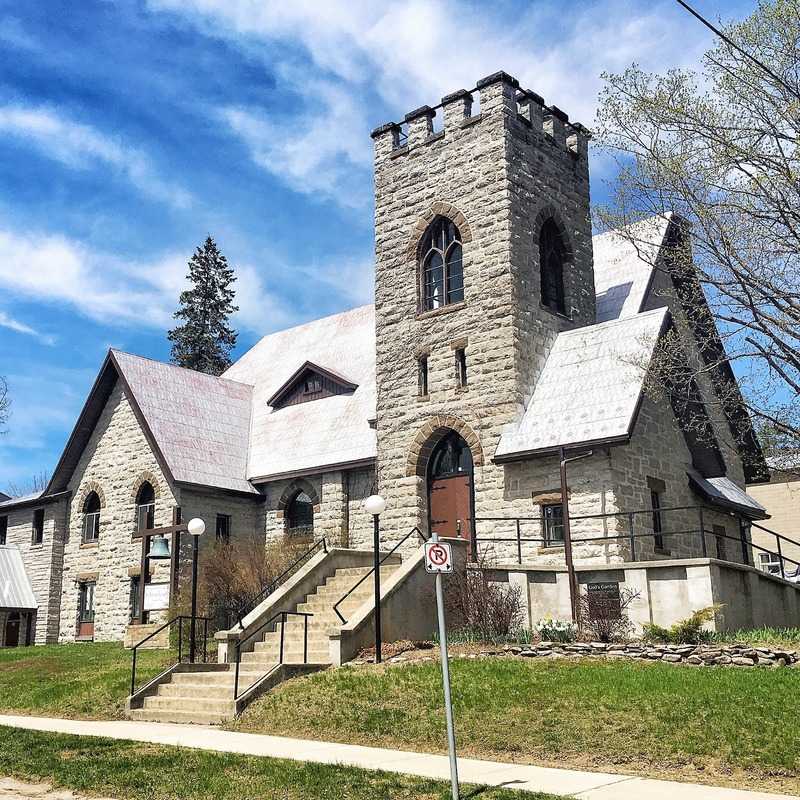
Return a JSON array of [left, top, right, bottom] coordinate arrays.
[[130, 614, 211, 697], [249, 538, 328, 612], [233, 610, 314, 700], [468, 504, 800, 577], [333, 526, 428, 625]]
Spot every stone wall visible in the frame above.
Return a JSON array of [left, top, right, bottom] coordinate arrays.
[[372, 71, 593, 546], [612, 395, 747, 563], [60, 381, 176, 643], [262, 467, 375, 550], [2, 498, 67, 644], [499, 557, 800, 632]]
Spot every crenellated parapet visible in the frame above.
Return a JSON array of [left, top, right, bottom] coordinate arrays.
[[370, 69, 590, 162]]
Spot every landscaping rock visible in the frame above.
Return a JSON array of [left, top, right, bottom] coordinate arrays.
[[662, 654, 683, 662], [733, 656, 756, 666]]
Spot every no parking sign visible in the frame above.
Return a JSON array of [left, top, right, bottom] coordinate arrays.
[[425, 540, 453, 573]]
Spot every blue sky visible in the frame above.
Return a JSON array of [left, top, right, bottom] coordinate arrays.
[[0, 0, 756, 491]]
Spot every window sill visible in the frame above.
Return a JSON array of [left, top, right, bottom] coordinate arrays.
[[539, 303, 573, 322], [537, 545, 565, 555], [416, 301, 466, 321], [417, 394, 431, 403], [80, 541, 99, 549], [653, 548, 673, 557]]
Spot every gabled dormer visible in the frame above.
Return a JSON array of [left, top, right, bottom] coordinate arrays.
[[267, 361, 358, 410]]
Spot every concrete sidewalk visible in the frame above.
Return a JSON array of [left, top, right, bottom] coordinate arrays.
[[0, 714, 795, 800]]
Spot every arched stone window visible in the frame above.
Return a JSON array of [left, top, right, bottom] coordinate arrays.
[[539, 218, 567, 314], [421, 216, 463, 311], [429, 431, 474, 480], [82, 491, 101, 544], [135, 482, 155, 532], [286, 491, 314, 538]]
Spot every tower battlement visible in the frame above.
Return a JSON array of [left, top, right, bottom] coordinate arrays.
[[370, 70, 590, 162]]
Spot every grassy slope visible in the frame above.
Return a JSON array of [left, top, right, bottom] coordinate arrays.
[[0, 643, 173, 719], [0, 726, 543, 800], [233, 657, 800, 794]]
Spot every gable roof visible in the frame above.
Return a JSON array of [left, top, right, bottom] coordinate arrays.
[[48, 351, 256, 496], [267, 360, 359, 408], [223, 305, 376, 481], [112, 351, 255, 494], [593, 214, 672, 323], [688, 471, 767, 518], [495, 307, 670, 460], [0, 546, 38, 610]]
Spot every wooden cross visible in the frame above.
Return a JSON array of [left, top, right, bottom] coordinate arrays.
[[133, 506, 186, 626]]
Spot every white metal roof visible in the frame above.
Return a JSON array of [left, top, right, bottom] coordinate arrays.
[[113, 351, 256, 494], [593, 215, 672, 323], [0, 491, 44, 510], [0, 546, 38, 610], [222, 305, 376, 481], [495, 307, 669, 459]]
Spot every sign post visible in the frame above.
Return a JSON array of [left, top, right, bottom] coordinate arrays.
[[425, 533, 459, 800]]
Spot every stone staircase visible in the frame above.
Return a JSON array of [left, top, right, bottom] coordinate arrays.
[[129, 559, 402, 725]]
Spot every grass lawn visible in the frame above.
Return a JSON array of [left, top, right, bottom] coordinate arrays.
[[232, 656, 800, 795], [0, 726, 544, 800], [0, 643, 172, 719]]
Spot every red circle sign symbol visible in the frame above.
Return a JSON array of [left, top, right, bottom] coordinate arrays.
[[428, 544, 449, 566]]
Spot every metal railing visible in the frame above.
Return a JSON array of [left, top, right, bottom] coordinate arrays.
[[333, 526, 428, 624], [248, 537, 328, 612], [233, 610, 314, 700], [467, 504, 800, 579], [129, 614, 211, 698]]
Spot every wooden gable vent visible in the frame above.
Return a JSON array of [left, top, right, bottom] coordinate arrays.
[[268, 361, 358, 409]]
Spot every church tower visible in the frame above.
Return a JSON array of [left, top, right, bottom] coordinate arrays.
[[371, 71, 594, 542]]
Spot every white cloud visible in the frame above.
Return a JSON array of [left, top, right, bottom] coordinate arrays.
[[147, 0, 716, 206], [0, 105, 192, 209], [0, 310, 55, 345], [0, 224, 299, 338]]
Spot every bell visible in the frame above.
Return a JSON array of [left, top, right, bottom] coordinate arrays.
[[147, 534, 171, 560]]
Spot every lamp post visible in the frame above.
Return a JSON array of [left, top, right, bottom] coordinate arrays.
[[187, 517, 205, 663], [363, 494, 386, 664]]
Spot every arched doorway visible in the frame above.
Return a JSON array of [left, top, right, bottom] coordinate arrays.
[[427, 431, 474, 540], [4, 612, 20, 648]]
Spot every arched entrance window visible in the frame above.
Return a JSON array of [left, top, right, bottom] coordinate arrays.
[[136, 482, 155, 532], [286, 491, 314, 538], [427, 431, 474, 540]]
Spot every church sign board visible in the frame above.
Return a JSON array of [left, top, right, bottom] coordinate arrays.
[[585, 581, 621, 619]]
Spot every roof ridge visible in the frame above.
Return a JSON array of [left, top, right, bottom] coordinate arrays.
[[111, 349, 251, 388]]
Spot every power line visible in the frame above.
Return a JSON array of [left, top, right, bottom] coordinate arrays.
[[674, 0, 800, 101]]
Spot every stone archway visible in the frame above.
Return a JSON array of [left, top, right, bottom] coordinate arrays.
[[405, 415, 484, 478]]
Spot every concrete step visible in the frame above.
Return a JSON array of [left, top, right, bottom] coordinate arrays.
[[242, 649, 329, 664], [130, 708, 230, 725], [143, 695, 235, 714], [157, 682, 236, 700]]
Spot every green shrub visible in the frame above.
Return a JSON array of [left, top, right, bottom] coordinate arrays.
[[643, 605, 722, 644]]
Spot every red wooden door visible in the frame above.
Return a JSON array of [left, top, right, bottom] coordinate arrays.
[[429, 475, 472, 540]]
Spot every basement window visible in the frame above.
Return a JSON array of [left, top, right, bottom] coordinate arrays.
[[216, 514, 232, 543], [542, 504, 564, 547]]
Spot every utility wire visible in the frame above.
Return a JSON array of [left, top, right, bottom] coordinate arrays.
[[674, 0, 800, 101]]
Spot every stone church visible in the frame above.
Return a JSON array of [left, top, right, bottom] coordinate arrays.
[[0, 70, 775, 648]]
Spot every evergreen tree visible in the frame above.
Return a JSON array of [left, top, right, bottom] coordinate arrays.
[[168, 236, 239, 375]]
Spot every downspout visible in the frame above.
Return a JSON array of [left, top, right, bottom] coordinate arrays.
[[559, 447, 593, 623]]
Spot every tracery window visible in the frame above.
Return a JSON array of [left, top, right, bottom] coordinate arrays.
[[539, 218, 567, 314], [421, 217, 463, 311], [286, 491, 314, 537]]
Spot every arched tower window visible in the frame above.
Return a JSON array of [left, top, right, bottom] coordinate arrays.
[[286, 491, 314, 538], [135, 482, 155, 532], [82, 491, 101, 544], [539, 218, 566, 314], [421, 216, 463, 311]]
